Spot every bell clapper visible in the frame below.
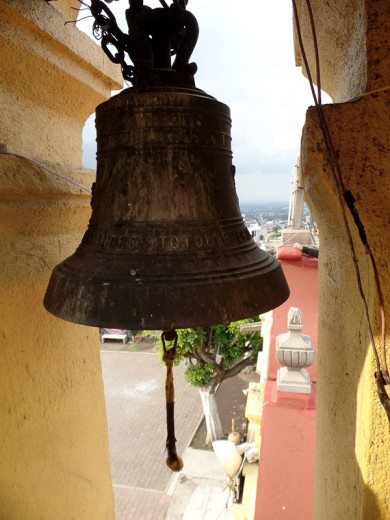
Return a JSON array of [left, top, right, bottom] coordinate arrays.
[[162, 329, 184, 472]]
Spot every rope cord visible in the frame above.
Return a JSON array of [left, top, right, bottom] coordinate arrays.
[[351, 85, 390, 101], [161, 330, 183, 472], [0, 151, 92, 194], [305, 0, 321, 105], [280, 228, 318, 247], [292, 0, 390, 420]]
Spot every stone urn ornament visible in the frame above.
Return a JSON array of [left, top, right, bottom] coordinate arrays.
[[276, 307, 315, 394]]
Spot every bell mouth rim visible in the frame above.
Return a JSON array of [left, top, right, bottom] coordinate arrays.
[[43, 259, 290, 330], [45, 235, 281, 285]]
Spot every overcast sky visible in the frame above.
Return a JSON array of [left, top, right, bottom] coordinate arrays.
[[79, 0, 320, 203]]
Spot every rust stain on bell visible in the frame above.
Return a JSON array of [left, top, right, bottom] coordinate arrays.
[[43, 0, 290, 330]]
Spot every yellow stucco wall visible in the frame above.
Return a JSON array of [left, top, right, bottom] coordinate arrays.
[[296, 1, 390, 518], [302, 93, 390, 519], [0, 160, 115, 518], [0, 1, 122, 517], [0, 0, 121, 167]]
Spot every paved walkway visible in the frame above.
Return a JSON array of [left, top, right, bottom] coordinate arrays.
[[166, 448, 232, 520], [101, 350, 230, 519]]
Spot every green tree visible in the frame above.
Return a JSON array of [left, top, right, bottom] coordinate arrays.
[[151, 317, 262, 444], [269, 224, 282, 239]]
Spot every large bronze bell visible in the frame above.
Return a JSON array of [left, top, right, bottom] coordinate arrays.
[[44, 86, 289, 330], [44, 0, 289, 330]]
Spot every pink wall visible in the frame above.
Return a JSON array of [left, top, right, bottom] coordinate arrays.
[[255, 247, 318, 520]]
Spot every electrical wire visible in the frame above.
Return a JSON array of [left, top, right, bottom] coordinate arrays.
[[351, 85, 390, 101], [292, 0, 390, 420], [304, 0, 321, 104], [0, 151, 92, 194], [278, 229, 317, 247]]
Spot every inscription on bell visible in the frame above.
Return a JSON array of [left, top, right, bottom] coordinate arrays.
[[82, 225, 251, 253]]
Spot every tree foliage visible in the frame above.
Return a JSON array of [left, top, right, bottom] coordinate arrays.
[[184, 363, 215, 387], [148, 317, 262, 393]]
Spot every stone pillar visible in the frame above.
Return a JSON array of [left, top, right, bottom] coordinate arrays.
[[0, 1, 122, 518], [296, 2, 390, 517], [289, 159, 304, 230], [283, 158, 313, 246], [303, 89, 390, 520]]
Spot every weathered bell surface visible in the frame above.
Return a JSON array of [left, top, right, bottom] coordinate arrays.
[[44, 1, 289, 329], [44, 86, 289, 330]]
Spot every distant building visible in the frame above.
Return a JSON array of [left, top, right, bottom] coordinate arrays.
[[288, 158, 304, 229]]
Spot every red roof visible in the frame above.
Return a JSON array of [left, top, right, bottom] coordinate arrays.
[[255, 246, 318, 520]]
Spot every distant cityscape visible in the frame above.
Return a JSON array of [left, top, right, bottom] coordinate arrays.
[[239, 200, 314, 252], [240, 201, 290, 222]]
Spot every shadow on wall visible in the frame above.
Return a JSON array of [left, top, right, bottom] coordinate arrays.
[[364, 485, 382, 519]]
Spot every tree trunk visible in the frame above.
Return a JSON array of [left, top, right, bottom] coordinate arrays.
[[199, 387, 223, 444]]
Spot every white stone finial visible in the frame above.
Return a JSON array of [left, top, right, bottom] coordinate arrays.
[[276, 306, 315, 394], [288, 307, 303, 330]]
